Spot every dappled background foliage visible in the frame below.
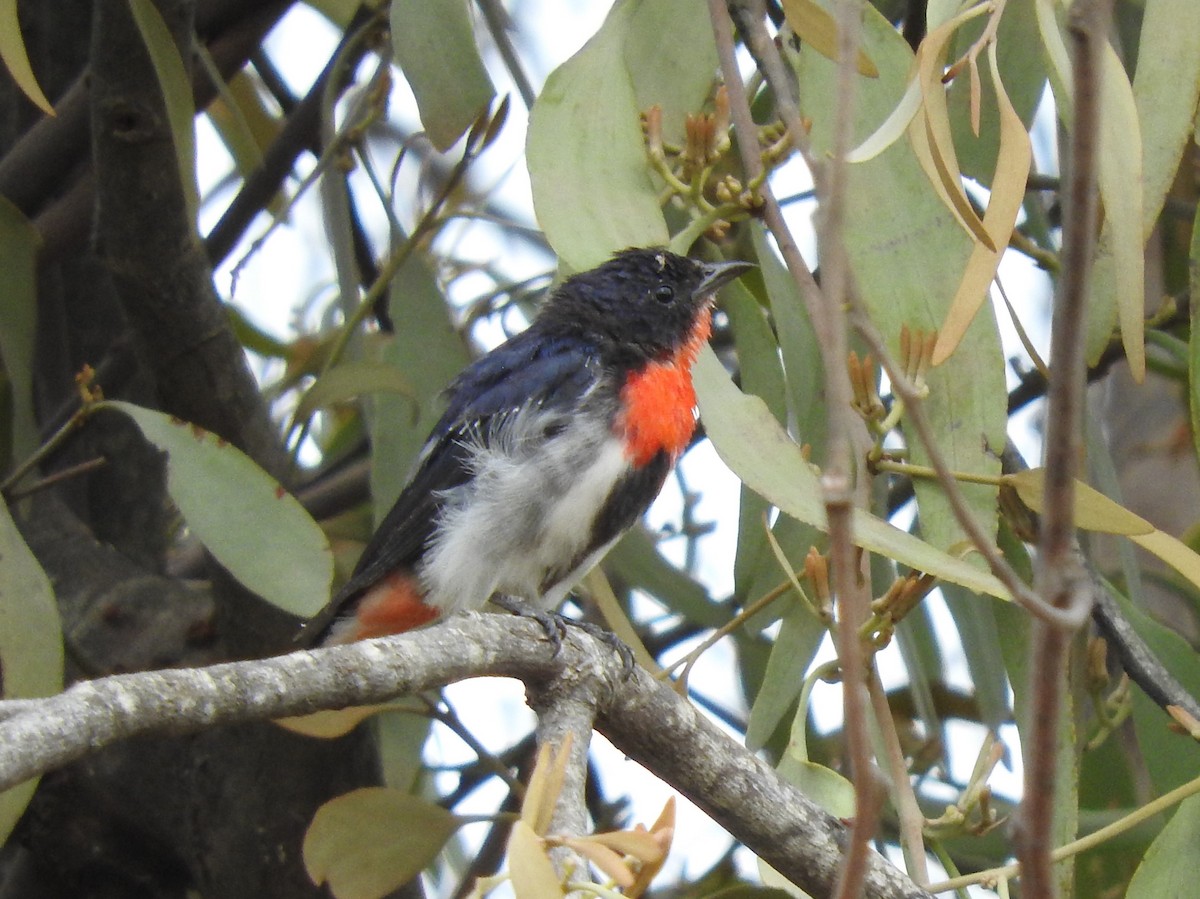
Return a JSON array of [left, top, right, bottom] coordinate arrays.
[[2, 0, 1200, 897]]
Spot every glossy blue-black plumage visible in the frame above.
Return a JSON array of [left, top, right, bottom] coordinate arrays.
[[328, 329, 603, 610]]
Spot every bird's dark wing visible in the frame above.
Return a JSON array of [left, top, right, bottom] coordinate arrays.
[[326, 330, 599, 610]]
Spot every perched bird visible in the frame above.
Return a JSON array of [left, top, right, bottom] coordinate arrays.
[[312, 248, 752, 645]]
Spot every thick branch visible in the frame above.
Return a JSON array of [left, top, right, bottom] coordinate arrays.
[[88, 0, 288, 477], [0, 614, 933, 899]]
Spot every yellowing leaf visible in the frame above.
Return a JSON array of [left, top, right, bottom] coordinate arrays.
[[1004, 469, 1152, 536], [556, 837, 635, 888], [508, 820, 564, 898], [276, 704, 394, 738], [780, 0, 878, 77], [303, 788, 461, 899], [521, 735, 573, 837], [1129, 530, 1200, 600], [933, 42, 1032, 364], [0, 0, 52, 114], [906, 2, 995, 249]]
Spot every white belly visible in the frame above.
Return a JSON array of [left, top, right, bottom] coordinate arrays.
[[417, 410, 630, 615]]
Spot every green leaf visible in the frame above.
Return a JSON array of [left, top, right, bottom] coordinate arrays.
[[294, 362, 416, 424], [390, 0, 495, 151], [623, 0, 720, 145], [1126, 794, 1200, 898], [797, 1, 1007, 562], [0, 498, 63, 842], [947, 0, 1046, 185], [724, 273, 788, 600], [606, 527, 723, 628], [527, 0, 668, 271], [303, 788, 462, 899], [128, 0, 200, 228], [0, 0, 52, 114], [371, 255, 471, 519], [0, 196, 40, 471], [751, 227, 827, 458], [99, 401, 333, 617], [942, 586, 1010, 730], [746, 594, 823, 751], [695, 345, 1010, 600], [1132, 0, 1200, 239], [761, 755, 854, 897]]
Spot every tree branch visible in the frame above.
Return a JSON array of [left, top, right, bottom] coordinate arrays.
[[0, 614, 934, 899]]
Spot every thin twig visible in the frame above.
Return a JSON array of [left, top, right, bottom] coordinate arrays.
[[1015, 1, 1113, 895], [712, 3, 884, 892], [867, 668, 929, 885]]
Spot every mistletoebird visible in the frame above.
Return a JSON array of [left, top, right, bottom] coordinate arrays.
[[312, 248, 753, 645]]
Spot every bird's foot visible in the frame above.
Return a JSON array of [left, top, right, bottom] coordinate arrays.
[[491, 595, 568, 654], [491, 596, 635, 673]]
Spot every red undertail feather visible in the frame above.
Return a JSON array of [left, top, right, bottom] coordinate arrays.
[[617, 308, 713, 467], [331, 571, 439, 643]]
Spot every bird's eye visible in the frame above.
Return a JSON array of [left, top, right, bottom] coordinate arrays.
[[654, 285, 675, 304]]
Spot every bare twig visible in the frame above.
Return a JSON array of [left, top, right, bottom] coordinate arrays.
[[1015, 0, 1114, 895], [713, 2, 881, 893], [0, 614, 934, 899]]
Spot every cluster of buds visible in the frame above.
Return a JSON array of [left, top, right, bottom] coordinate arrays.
[[862, 571, 937, 648], [643, 86, 777, 239], [925, 733, 1005, 839], [1084, 637, 1133, 750], [74, 364, 103, 405]]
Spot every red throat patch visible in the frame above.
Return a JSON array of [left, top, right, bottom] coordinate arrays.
[[617, 307, 713, 467], [333, 570, 439, 643]]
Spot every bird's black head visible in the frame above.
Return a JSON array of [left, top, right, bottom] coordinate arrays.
[[536, 248, 753, 368]]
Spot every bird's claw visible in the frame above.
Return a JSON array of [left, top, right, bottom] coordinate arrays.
[[491, 596, 635, 674]]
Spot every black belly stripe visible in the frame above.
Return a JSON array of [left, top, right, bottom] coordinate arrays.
[[539, 450, 672, 593]]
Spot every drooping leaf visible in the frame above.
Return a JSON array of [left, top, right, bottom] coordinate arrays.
[[746, 594, 823, 751], [0, 196, 40, 471], [606, 528, 723, 628], [0, 0, 53, 114], [933, 42, 1032, 364], [0, 499, 63, 842], [390, 0, 495, 151], [99, 401, 334, 617], [694, 346, 1009, 601], [947, 0, 1046, 185], [128, 0, 200, 228], [527, 0, 668, 271], [1131, 0, 1200, 240], [276, 705, 396, 739], [303, 788, 462, 899]]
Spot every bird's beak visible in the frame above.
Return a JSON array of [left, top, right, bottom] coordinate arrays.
[[695, 259, 755, 299]]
